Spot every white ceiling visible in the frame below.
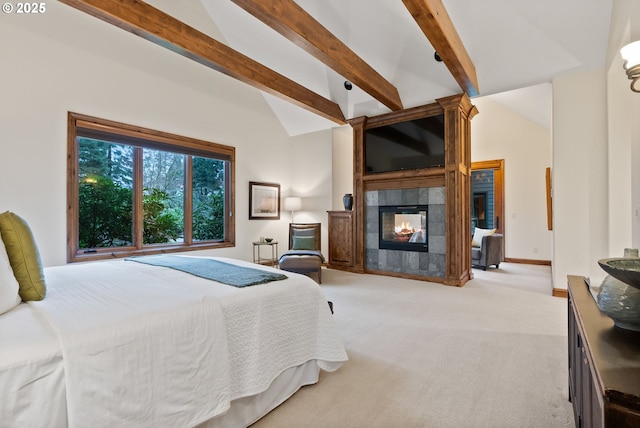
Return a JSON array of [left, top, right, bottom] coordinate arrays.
[[487, 82, 552, 129], [199, 0, 612, 135]]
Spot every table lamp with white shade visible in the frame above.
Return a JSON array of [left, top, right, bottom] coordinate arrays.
[[283, 197, 302, 223]]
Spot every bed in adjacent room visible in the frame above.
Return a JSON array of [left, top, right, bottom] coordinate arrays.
[[0, 221, 348, 428]]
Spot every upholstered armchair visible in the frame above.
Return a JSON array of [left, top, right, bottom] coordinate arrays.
[[471, 231, 503, 270], [278, 223, 325, 283]]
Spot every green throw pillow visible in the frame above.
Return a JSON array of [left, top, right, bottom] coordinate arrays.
[[0, 211, 46, 301], [292, 235, 315, 250]]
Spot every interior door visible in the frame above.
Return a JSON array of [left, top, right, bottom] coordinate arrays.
[[471, 159, 504, 236]]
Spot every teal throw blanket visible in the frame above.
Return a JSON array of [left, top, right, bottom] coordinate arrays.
[[126, 255, 288, 287]]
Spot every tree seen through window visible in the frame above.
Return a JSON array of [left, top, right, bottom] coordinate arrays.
[[68, 113, 234, 262]]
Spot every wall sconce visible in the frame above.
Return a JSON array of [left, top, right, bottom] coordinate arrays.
[[283, 197, 302, 223], [621, 40, 640, 93]]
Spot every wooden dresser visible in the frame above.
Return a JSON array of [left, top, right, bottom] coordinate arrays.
[[567, 275, 640, 427]]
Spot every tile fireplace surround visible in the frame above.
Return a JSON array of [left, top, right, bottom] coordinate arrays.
[[365, 187, 446, 278]]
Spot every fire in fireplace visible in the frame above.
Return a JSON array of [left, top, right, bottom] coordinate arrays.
[[379, 205, 428, 252]]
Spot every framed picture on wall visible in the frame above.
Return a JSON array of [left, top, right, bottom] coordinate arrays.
[[249, 181, 280, 220]]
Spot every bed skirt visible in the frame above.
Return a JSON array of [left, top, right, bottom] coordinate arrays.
[[199, 360, 321, 428]]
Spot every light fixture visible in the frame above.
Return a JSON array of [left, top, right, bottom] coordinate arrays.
[[283, 197, 302, 223], [621, 40, 640, 93]]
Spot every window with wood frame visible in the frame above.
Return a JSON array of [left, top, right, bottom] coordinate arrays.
[[67, 112, 235, 262]]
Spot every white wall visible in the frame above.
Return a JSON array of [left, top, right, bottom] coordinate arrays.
[[552, 70, 609, 288], [607, 33, 634, 255], [331, 126, 354, 210], [471, 97, 553, 261], [607, 0, 640, 251], [0, 1, 302, 266], [550, 0, 640, 289], [288, 129, 334, 256]]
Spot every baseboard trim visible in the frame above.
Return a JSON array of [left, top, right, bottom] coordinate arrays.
[[552, 288, 568, 298], [504, 257, 551, 266]]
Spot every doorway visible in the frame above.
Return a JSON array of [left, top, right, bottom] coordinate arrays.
[[472, 192, 488, 229], [471, 159, 504, 236]]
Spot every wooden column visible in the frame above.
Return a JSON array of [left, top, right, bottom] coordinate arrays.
[[438, 94, 478, 286], [349, 116, 366, 273]]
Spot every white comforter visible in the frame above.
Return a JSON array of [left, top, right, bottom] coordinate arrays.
[[24, 257, 347, 428], [0, 304, 66, 427]]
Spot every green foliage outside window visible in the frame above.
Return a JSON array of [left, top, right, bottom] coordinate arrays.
[[192, 156, 225, 241], [78, 176, 133, 248], [142, 187, 182, 244], [193, 191, 224, 241], [78, 138, 226, 249]]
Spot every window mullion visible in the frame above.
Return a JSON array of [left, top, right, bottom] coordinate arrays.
[[184, 156, 193, 245], [133, 147, 144, 249], [225, 160, 233, 243]]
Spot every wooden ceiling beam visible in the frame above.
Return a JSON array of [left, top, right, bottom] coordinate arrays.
[[231, 0, 403, 111], [58, 0, 346, 124], [402, 0, 479, 97]]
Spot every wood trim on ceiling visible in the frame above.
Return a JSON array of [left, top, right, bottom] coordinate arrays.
[[402, 0, 479, 97], [60, 0, 478, 124], [58, 0, 346, 124], [231, 0, 403, 111]]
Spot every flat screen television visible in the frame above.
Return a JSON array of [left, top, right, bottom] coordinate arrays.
[[364, 114, 445, 174]]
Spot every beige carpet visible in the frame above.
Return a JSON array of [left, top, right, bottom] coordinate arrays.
[[251, 263, 574, 428]]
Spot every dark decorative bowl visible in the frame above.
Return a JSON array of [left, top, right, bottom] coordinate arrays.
[[264, 238, 273, 243], [596, 275, 640, 331], [598, 258, 640, 290]]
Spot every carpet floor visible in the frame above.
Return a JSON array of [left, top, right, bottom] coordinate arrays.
[[251, 263, 575, 428]]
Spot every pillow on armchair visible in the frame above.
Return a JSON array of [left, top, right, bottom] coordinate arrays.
[[472, 227, 496, 247], [289, 225, 319, 251], [292, 235, 315, 250]]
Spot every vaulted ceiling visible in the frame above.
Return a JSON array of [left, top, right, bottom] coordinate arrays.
[[60, 0, 613, 135]]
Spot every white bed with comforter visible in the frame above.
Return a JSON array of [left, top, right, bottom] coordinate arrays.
[[0, 256, 348, 428]]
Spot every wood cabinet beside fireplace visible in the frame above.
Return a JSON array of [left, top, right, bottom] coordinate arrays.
[[327, 211, 356, 271]]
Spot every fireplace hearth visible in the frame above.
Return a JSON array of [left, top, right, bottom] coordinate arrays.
[[379, 205, 428, 252]]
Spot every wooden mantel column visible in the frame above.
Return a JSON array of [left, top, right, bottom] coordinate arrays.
[[438, 94, 478, 286], [349, 116, 367, 274]]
